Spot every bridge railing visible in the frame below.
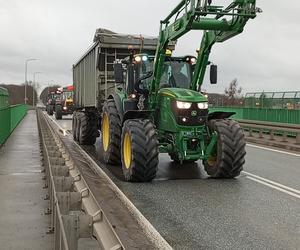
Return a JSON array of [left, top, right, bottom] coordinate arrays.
[[0, 104, 27, 145], [210, 107, 300, 124], [239, 119, 300, 143]]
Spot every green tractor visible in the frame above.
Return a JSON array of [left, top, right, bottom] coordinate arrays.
[[101, 0, 260, 181]]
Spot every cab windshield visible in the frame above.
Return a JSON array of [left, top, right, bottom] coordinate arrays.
[[63, 91, 73, 100], [159, 61, 192, 89], [136, 59, 192, 90]]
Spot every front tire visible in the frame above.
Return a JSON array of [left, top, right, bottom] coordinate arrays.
[[49, 105, 54, 115], [101, 99, 121, 164], [203, 119, 246, 178], [121, 119, 159, 182], [55, 105, 62, 120]]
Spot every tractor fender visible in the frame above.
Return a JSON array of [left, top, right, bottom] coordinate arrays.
[[122, 110, 153, 124], [208, 111, 236, 120]]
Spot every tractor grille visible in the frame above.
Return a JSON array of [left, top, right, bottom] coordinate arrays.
[[171, 101, 208, 126]]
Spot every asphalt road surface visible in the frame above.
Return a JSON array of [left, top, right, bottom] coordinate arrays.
[[52, 115, 300, 250]]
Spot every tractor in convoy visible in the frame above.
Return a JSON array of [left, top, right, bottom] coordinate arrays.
[[46, 85, 74, 119], [54, 85, 74, 120], [72, 0, 260, 181], [46, 89, 60, 116]]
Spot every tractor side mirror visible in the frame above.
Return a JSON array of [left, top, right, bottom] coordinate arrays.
[[114, 63, 124, 83], [210, 64, 217, 84]]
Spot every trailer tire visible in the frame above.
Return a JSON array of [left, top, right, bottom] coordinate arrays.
[[72, 112, 78, 141], [121, 119, 159, 182], [55, 105, 62, 120], [78, 112, 98, 145], [203, 119, 246, 178], [101, 99, 122, 165]]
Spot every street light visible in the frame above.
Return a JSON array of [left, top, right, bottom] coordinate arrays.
[[25, 58, 37, 104], [33, 72, 42, 106]]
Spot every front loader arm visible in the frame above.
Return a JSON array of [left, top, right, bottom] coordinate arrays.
[[150, 0, 259, 103]]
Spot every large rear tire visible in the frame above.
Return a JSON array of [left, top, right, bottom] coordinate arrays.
[[101, 99, 121, 164], [121, 119, 159, 182], [203, 119, 246, 178], [78, 112, 98, 145]]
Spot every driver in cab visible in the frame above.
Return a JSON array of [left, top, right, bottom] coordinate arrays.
[[169, 62, 189, 88], [160, 62, 189, 89]]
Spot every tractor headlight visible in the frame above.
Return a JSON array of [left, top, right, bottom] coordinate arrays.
[[197, 102, 208, 109], [134, 56, 142, 63], [142, 55, 148, 62], [176, 101, 192, 109]]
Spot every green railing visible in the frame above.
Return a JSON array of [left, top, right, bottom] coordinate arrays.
[[209, 107, 300, 124], [0, 104, 28, 145], [0, 87, 9, 108]]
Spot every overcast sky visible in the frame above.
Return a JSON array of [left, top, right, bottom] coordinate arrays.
[[0, 0, 299, 94]]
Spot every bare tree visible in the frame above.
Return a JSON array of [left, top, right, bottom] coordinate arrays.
[[224, 79, 242, 106]]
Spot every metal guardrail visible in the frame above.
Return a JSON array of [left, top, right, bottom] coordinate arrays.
[[38, 110, 171, 250], [238, 119, 300, 145], [38, 110, 123, 250]]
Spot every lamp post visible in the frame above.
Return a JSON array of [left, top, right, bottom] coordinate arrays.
[[25, 58, 37, 104], [33, 72, 42, 106]]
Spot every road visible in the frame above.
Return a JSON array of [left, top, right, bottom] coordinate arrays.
[[52, 115, 300, 250]]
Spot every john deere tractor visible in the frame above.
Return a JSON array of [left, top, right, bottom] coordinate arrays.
[[101, 0, 260, 181]]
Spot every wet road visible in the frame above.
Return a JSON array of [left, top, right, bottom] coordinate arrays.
[[52, 115, 300, 250]]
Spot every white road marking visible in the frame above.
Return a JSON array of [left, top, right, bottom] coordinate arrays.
[[246, 176, 300, 199], [247, 143, 300, 157], [243, 171, 300, 195]]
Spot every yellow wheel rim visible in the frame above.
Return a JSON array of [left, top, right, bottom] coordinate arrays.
[[207, 156, 217, 166], [102, 113, 110, 152], [123, 132, 132, 169]]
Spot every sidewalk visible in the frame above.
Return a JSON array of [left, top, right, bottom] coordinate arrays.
[[0, 110, 53, 250]]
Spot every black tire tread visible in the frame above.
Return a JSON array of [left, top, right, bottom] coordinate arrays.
[[102, 99, 121, 164], [55, 105, 62, 120], [203, 119, 246, 178], [78, 112, 98, 145], [121, 119, 159, 182], [72, 112, 78, 141]]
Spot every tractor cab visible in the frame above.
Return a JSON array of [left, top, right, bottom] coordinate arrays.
[[115, 53, 200, 98]]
